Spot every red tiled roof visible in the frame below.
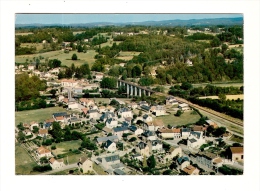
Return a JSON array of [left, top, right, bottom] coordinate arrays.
[[230, 147, 243, 154], [56, 116, 64, 120], [183, 165, 198, 175], [37, 146, 51, 155], [39, 128, 48, 135]]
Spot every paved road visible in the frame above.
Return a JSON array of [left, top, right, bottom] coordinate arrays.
[[39, 163, 78, 175]]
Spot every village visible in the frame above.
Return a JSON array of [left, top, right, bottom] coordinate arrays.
[[15, 64, 243, 175]]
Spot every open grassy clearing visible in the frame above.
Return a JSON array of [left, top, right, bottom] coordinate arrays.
[[15, 143, 38, 175], [192, 82, 243, 88], [116, 51, 141, 61], [94, 98, 132, 105], [100, 39, 121, 48], [93, 163, 107, 175], [229, 134, 243, 144], [51, 140, 82, 156], [73, 31, 85, 35], [154, 110, 201, 126], [15, 49, 97, 67], [15, 106, 68, 126], [20, 43, 44, 51], [15, 32, 34, 36], [199, 94, 244, 100]]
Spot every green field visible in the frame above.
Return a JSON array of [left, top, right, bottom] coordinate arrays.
[[192, 82, 243, 88], [93, 163, 107, 175], [15, 107, 68, 126], [116, 51, 141, 61], [20, 43, 44, 51], [52, 140, 82, 155], [154, 110, 201, 126], [15, 143, 38, 175], [15, 49, 97, 67]]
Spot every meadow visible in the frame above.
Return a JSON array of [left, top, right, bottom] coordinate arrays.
[[116, 51, 141, 61], [199, 94, 244, 100], [15, 106, 69, 126]]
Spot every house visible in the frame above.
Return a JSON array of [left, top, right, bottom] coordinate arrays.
[[132, 153, 143, 161], [72, 87, 83, 94], [35, 146, 52, 159], [144, 122, 155, 131], [30, 121, 39, 130], [136, 142, 150, 157], [147, 140, 163, 153], [166, 96, 178, 105], [77, 157, 93, 174], [88, 109, 99, 119], [106, 105, 116, 112], [113, 168, 126, 175], [95, 73, 104, 81], [142, 130, 157, 141], [228, 147, 243, 162], [112, 126, 129, 140], [79, 98, 94, 107], [96, 135, 119, 145], [192, 125, 206, 133], [117, 108, 132, 118], [28, 65, 35, 71], [205, 120, 218, 128], [187, 131, 206, 149], [178, 103, 191, 111], [152, 105, 166, 116], [104, 140, 117, 152], [140, 105, 151, 112], [158, 128, 181, 139], [99, 154, 121, 170], [182, 165, 200, 175], [60, 79, 78, 87], [139, 101, 149, 107], [165, 146, 182, 161], [68, 117, 82, 126], [152, 119, 164, 130], [196, 152, 223, 169], [98, 106, 106, 113], [58, 95, 65, 102], [181, 128, 191, 139], [49, 158, 65, 170], [38, 128, 48, 138], [100, 112, 116, 122], [128, 102, 138, 109], [143, 114, 153, 123], [24, 129, 32, 136], [177, 156, 190, 170], [81, 108, 89, 115], [53, 112, 67, 122], [128, 125, 143, 136], [106, 118, 118, 129], [68, 102, 84, 110]]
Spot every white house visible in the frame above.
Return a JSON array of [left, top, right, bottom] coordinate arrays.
[[88, 110, 99, 119], [104, 140, 117, 152], [128, 125, 143, 136], [106, 118, 118, 129], [38, 128, 48, 138], [79, 98, 94, 107], [143, 114, 153, 123], [152, 105, 166, 116], [49, 158, 65, 170], [177, 156, 190, 171], [60, 79, 78, 87], [77, 157, 93, 174], [178, 103, 191, 111], [136, 142, 150, 157], [128, 102, 138, 109], [117, 108, 132, 118], [158, 128, 181, 139], [187, 131, 206, 149], [35, 146, 52, 159], [181, 128, 191, 139], [147, 140, 163, 153]]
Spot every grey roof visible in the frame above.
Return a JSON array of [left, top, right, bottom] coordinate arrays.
[[137, 142, 147, 149], [118, 108, 129, 113], [133, 153, 142, 158], [142, 130, 155, 137], [100, 112, 115, 121], [113, 126, 128, 133], [128, 125, 137, 132], [104, 140, 114, 148], [70, 117, 81, 123], [111, 162, 124, 169], [88, 109, 98, 113], [190, 131, 201, 139], [97, 135, 118, 143], [44, 122, 52, 128], [113, 168, 126, 175], [189, 138, 197, 143], [143, 114, 149, 119], [104, 154, 120, 162], [141, 105, 150, 111], [139, 101, 148, 105], [53, 112, 67, 118], [177, 156, 189, 165], [182, 128, 191, 133], [150, 140, 162, 146], [106, 118, 116, 124]]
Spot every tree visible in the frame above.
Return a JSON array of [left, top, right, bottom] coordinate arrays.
[[218, 93, 226, 102], [147, 155, 156, 168], [72, 53, 78, 60], [49, 122, 63, 142], [175, 110, 182, 117], [211, 37, 221, 47], [138, 110, 143, 117], [77, 45, 83, 52], [49, 89, 57, 98], [181, 82, 193, 90], [100, 77, 117, 89]]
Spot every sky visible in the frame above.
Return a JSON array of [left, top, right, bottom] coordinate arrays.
[[15, 14, 243, 25]]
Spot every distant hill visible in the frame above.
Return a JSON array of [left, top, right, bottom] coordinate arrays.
[[15, 17, 243, 28]]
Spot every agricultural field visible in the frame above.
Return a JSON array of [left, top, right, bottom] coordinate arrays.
[[154, 110, 201, 127], [116, 51, 141, 61], [20, 43, 44, 51], [100, 39, 122, 48], [15, 143, 38, 175], [192, 82, 243, 88], [199, 94, 244, 100], [15, 106, 68, 126], [73, 31, 85, 35], [15, 49, 97, 67], [15, 32, 34, 36]]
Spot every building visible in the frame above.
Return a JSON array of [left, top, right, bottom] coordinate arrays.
[[105, 118, 118, 129], [147, 140, 163, 153], [128, 125, 143, 136], [60, 79, 78, 87], [187, 131, 206, 149], [77, 157, 93, 174], [181, 128, 191, 139], [96, 135, 119, 145], [166, 96, 178, 105], [152, 105, 166, 116], [177, 156, 190, 171], [182, 165, 200, 175], [49, 158, 65, 170], [35, 146, 52, 159], [136, 142, 150, 157], [158, 128, 181, 139], [143, 114, 153, 123], [104, 140, 117, 152], [228, 147, 244, 162], [117, 108, 132, 118], [38, 128, 48, 138], [88, 109, 99, 119], [112, 126, 129, 140]]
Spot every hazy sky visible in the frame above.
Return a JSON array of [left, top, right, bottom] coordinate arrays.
[[15, 14, 243, 24]]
